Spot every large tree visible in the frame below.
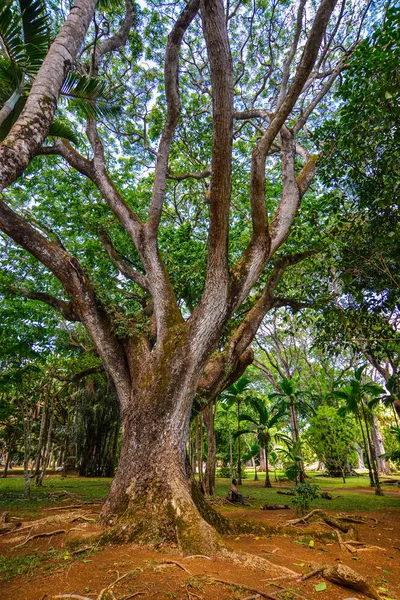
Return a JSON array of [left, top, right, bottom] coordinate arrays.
[[0, 0, 372, 554]]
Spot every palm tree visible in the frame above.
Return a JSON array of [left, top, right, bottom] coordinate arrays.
[[0, 0, 116, 142], [223, 376, 252, 485], [269, 379, 313, 483], [336, 365, 384, 496], [235, 396, 286, 488]]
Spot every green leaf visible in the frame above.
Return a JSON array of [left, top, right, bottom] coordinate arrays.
[[315, 582, 327, 592], [48, 120, 79, 145]]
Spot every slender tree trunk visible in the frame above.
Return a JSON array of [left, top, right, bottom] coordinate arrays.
[[196, 414, 204, 491], [355, 444, 365, 470], [264, 443, 272, 488], [360, 403, 383, 496], [23, 415, 33, 500], [237, 398, 242, 485], [289, 402, 305, 483], [34, 399, 48, 480], [37, 409, 54, 486], [203, 401, 216, 495], [372, 416, 390, 475], [2, 432, 16, 479], [62, 413, 71, 478], [253, 457, 258, 481], [357, 411, 375, 487]]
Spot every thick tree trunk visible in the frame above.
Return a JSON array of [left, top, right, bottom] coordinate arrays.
[[203, 401, 216, 495], [99, 376, 228, 556]]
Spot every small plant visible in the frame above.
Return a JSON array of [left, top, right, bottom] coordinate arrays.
[[216, 465, 232, 478], [291, 482, 319, 514]]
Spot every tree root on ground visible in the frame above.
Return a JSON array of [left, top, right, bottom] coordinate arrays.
[[210, 578, 277, 599], [0, 511, 21, 535], [297, 563, 381, 600], [14, 528, 66, 548], [220, 548, 299, 579]]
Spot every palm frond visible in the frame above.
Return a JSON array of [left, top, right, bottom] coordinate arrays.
[[48, 119, 79, 145], [0, 57, 23, 103], [61, 72, 120, 120], [19, 0, 49, 76], [0, 1, 24, 66], [97, 0, 126, 11], [238, 413, 258, 426]]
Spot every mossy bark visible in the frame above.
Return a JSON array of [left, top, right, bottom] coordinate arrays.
[[99, 378, 231, 556]]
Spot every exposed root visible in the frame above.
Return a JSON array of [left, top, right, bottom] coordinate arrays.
[[157, 560, 192, 575], [298, 565, 327, 581], [321, 564, 381, 599], [70, 545, 93, 555], [14, 528, 66, 548], [296, 563, 381, 600], [53, 596, 93, 600], [261, 504, 290, 510], [211, 578, 277, 600], [336, 514, 368, 524], [0, 522, 21, 535], [284, 509, 323, 526], [185, 555, 211, 560], [221, 548, 299, 579], [45, 502, 101, 511]]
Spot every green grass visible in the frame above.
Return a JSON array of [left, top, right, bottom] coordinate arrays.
[[0, 548, 64, 582], [215, 476, 400, 512], [0, 474, 112, 516], [0, 472, 398, 517]]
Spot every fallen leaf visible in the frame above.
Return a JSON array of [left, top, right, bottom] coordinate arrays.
[[315, 582, 327, 592]]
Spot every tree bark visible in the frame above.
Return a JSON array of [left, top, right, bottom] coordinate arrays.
[[355, 444, 365, 470], [372, 416, 390, 475], [36, 408, 54, 486], [264, 442, 272, 488], [99, 368, 227, 555], [203, 401, 216, 495]]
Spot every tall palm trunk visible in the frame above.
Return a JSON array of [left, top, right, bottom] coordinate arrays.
[[289, 402, 305, 483], [360, 402, 383, 496], [263, 436, 272, 488]]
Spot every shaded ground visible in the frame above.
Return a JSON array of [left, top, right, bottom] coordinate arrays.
[[1, 475, 399, 600]]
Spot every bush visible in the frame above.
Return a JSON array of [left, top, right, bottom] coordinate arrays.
[[216, 465, 232, 478], [291, 482, 319, 514]]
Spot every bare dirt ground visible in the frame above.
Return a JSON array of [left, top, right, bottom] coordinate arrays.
[[1, 502, 399, 600]]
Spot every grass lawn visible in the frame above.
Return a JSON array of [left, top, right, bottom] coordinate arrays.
[[216, 474, 400, 512], [0, 471, 399, 516], [0, 474, 112, 516]]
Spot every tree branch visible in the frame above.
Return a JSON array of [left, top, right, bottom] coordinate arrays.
[[98, 229, 149, 292], [167, 166, 211, 181], [0, 0, 97, 191], [246, 0, 338, 262], [147, 0, 200, 235], [92, 0, 136, 68], [197, 0, 233, 314], [276, 0, 307, 109], [0, 283, 79, 322], [0, 199, 132, 408]]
